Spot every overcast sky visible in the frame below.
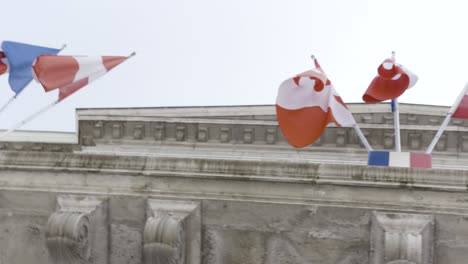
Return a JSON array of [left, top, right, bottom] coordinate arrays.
[[2, 0, 468, 132]]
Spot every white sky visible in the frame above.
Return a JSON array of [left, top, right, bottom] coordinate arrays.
[[2, 0, 468, 132]]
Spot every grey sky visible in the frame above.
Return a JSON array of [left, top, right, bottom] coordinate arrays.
[[2, 0, 467, 132]]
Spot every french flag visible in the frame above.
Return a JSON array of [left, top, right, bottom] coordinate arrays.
[[368, 151, 432, 169], [32, 55, 130, 101], [276, 58, 356, 148], [363, 58, 418, 103]]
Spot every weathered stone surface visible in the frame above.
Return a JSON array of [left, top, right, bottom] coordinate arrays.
[[0, 104, 468, 264], [45, 195, 108, 264]]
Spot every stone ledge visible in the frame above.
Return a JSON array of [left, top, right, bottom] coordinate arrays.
[[0, 151, 467, 193]]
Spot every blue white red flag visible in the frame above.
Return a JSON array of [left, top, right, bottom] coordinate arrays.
[[1, 41, 60, 94], [32, 55, 130, 101], [363, 58, 418, 103], [368, 151, 432, 169]]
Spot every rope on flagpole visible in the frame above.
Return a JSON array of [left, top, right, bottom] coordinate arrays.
[[0, 100, 58, 141], [391, 51, 402, 152], [426, 81, 468, 154]]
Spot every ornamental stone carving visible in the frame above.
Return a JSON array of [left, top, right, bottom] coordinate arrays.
[[45, 195, 108, 264], [134, 124, 146, 139], [112, 123, 123, 139], [220, 127, 231, 143], [176, 125, 186, 141], [370, 212, 434, 264], [197, 126, 209, 142], [265, 128, 276, 144], [93, 122, 104, 139], [384, 132, 394, 149], [408, 133, 422, 150], [243, 128, 254, 144], [144, 199, 201, 264], [154, 123, 165, 141], [336, 130, 347, 147]]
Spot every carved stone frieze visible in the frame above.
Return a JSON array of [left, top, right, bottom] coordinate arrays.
[[384, 115, 394, 125], [370, 212, 434, 264], [112, 123, 123, 139], [408, 133, 422, 150], [265, 128, 276, 144], [154, 123, 165, 141], [243, 128, 254, 144], [134, 124, 145, 140], [461, 135, 468, 152], [220, 127, 231, 143], [144, 199, 201, 264], [93, 122, 104, 139], [176, 125, 186, 142], [45, 195, 108, 264], [197, 127, 209, 142], [435, 134, 447, 151], [384, 132, 394, 149], [336, 130, 347, 147], [407, 115, 417, 125]]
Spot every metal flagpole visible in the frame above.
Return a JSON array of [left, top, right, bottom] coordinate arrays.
[[309, 54, 372, 151], [426, 81, 468, 154], [0, 100, 58, 140], [0, 44, 67, 117], [353, 123, 373, 152], [391, 51, 401, 152]]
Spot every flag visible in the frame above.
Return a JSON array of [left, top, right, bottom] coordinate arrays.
[[368, 151, 432, 169], [0, 51, 8, 75], [452, 83, 468, 118], [32, 55, 129, 101], [363, 58, 418, 103], [1, 41, 60, 94], [276, 58, 356, 148]]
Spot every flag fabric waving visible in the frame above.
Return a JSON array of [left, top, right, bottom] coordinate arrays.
[[362, 58, 418, 103], [452, 84, 468, 118], [32, 55, 130, 101], [0, 51, 8, 75], [276, 58, 356, 148], [1, 41, 60, 94], [368, 151, 432, 169]]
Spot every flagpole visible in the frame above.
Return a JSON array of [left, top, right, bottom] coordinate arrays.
[[353, 123, 373, 152], [426, 81, 468, 154], [390, 51, 402, 152], [0, 44, 67, 117], [0, 100, 58, 140], [309, 54, 372, 152]]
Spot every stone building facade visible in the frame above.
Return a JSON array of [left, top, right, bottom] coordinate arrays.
[[0, 103, 468, 263]]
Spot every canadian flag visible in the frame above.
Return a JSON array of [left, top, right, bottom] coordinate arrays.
[[32, 55, 129, 101], [276, 59, 356, 148], [0, 51, 8, 75], [363, 58, 418, 103]]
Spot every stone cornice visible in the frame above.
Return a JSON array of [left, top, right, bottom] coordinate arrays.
[[0, 150, 467, 193]]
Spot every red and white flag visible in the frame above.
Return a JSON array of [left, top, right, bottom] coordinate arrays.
[[0, 51, 8, 75], [276, 59, 356, 148], [362, 58, 418, 103], [451, 82, 468, 118], [32, 55, 129, 101]]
